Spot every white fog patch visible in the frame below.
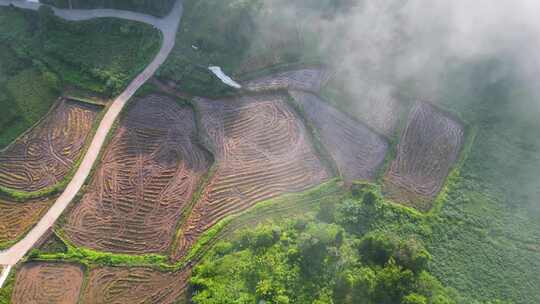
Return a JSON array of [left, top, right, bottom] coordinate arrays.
[[209, 66, 242, 89]]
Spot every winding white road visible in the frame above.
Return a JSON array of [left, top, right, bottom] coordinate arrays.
[[0, 0, 183, 283]]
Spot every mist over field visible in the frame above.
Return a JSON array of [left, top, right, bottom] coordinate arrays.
[[251, 0, 540, 212], [253, 0, 540, 108]]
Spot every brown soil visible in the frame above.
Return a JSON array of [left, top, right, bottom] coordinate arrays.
[[0, 99, 100, 192], [383, 101, 464, 211], [291, 91, 389, 182], [81, 267, 190, 304], [12, 262, 84, 304], [243, 69, 329, 93], [172, 93, 330, 261], [0, 197, 54, 245], [63, 95, 210, 254]]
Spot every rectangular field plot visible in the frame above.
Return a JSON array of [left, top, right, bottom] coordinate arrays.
[[63, 95, 211, 254], [383, 102, 464, 211], [291, 91, 389, 183], [0, 99, 100, 192], [0, 198, 53, 247], [81, 267, 189, 304], [172, 94, 331, 260], [243, 69, 329, 93], [12, 263, 84, 304]]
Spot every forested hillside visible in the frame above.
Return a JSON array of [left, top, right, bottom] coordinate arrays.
[[190, 184, 510, 304]]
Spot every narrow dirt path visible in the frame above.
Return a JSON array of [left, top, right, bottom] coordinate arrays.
[[0, 0, 183, 271]]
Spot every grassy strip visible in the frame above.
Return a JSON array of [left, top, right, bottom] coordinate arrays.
[[0, 240, 17, 251], [429, 125, 478, 215], [31, 244, 172, 271]]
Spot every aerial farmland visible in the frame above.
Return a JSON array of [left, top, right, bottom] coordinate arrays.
[[0, 0, 538, 303]]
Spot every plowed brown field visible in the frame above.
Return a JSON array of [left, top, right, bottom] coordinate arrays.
[[243, 69, 329, 93], [0, 99, 100, 192], [172, 94, 330, 260], [81, 267, 190, 304], [291, 91, 388, 182], [0, 198, 54, 246], [63, 95, 210, 254], [12, 262, 84, 304], [383, 101, 464, 210]]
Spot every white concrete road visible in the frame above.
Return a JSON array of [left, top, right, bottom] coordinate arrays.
[[0, 0, 183, 279], [0, 265, 11, 289]]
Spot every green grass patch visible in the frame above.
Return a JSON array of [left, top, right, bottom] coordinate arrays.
[[0, 66, 58, 148], [0, 6, 160, 149]]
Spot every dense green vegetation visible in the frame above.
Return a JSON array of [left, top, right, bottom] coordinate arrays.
[[189, 184, 509, 304], [159, 1, 540, 303], [40, 0, 176, 17], [0, 6, 159, 148], [409, 59, 540, 304]]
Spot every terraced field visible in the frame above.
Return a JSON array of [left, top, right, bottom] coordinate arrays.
[[0, 198, 54, 247], [81, 267, 190, 304], [172, 94, 330, 260], [384, 101, 464, 210], [63, 95, 210, 254], [0, 100, 100, 192], [12, 262, 84, 304], [243, 69, 329, 93], [291, 91, 388, 182]]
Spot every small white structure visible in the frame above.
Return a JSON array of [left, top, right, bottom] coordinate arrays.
[[209, 66, 242, 89]]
